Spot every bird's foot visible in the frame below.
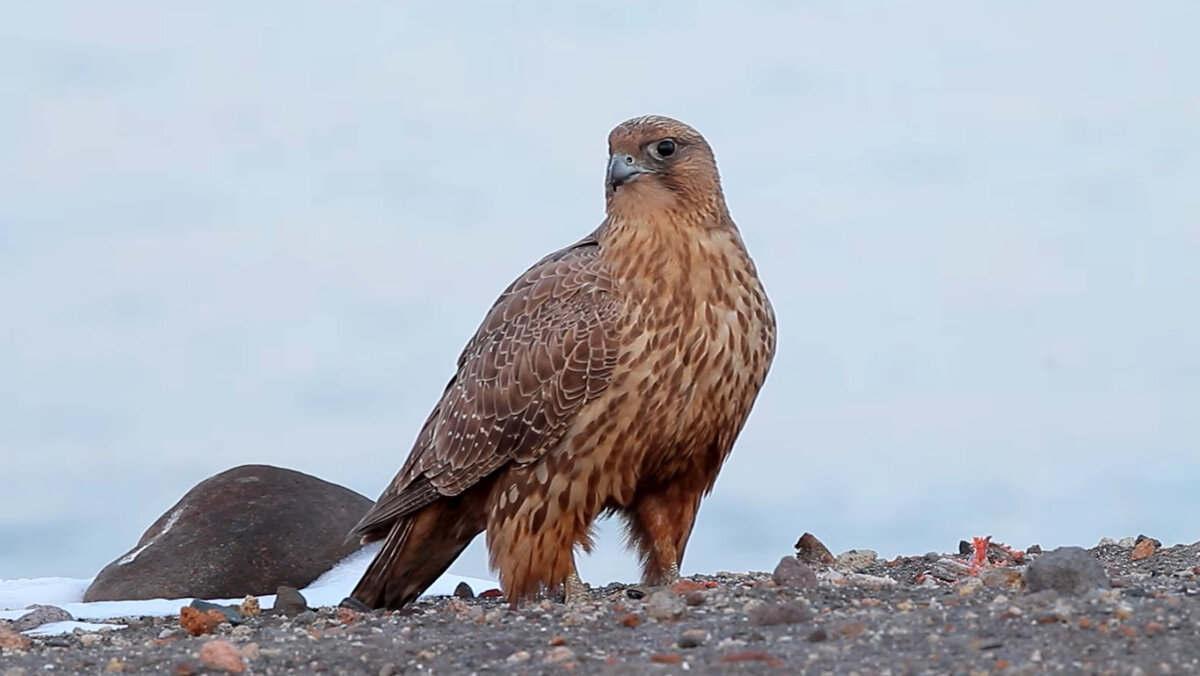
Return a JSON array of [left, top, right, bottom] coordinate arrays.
[[562, 570, 590, 603]]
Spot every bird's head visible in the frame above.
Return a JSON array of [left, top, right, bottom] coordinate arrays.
[[604, 115, 726, 222]]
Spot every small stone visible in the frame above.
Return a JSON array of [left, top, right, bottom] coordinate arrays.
[[172, 661, 196, 676], [957, 577, 984, 596], [291, 610, 319, 625], [678, 629, 710, 648], [650, 653, 684, 664], [444, 597, 469, 614], [1098, 537, 1117, 546], [543, 646, 576, 664], [772, 557, 818, 588], [80, 633, 102, 647], [835, 549, 878, 572], [670, 579, 706, 594], [198, 639, 246, 673], [238, 596, 260, 617], [12, 605, 73, 632], [807, 628, 828, 642], [453, 582, 475, 598], [190, 600, 242, 625], [618, 613, 641, 627], [549, 636, 568, 646], [506, 650, 531, 663], [273, 586, 308, 616], [378, 664, 398, 676], [931, 558, 972, 582], [795, 532, 835, 564], [1117, 537, 1136, 548], [684, 591, 707, 606], [644, 589, 686, 621], [1131, 539, 1158, 561], [979, 566, 1025, 589], [106, 658, 125, 672], [239, 642, 260, 660], [229, 625, 253, 640], [745, 599, 814, 626], [179, 606, 225, 636], [1025, 547, 1111, 596], [833, 621, 867, 638], [0, 625, 33, 651]]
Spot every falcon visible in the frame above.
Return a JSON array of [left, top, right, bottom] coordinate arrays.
[[348, 115, 776, 609]]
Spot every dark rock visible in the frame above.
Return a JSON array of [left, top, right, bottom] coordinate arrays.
[[84, 464, 371, 602], [807, 627, 828, 642], [339, 596, 372, 613], [746, 600, 814, 626], [1024, 546, 1111, 596], [291, 610, 319, 625], [188, 600, 242, 625], [453, 582, 475, 599], [772, 557, 817, 588], [12, 605, 73, 632], [794, 533, 835, 565], [274, 587, 309, 616]]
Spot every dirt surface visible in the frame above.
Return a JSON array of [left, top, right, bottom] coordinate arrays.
[[3, 537, 1199, 674]]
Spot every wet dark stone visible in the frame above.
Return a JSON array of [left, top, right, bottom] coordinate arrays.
[[84, 464, 371, 602], [1024, 546, 1111, 596]]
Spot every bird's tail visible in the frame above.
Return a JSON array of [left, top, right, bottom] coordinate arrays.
[[349, 498, 483, 609]]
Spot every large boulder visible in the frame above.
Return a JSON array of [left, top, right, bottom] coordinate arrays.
[[84, 464, 371, 602]]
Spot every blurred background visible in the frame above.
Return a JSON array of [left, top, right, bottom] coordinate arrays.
[[3, 1, 1198, 584]]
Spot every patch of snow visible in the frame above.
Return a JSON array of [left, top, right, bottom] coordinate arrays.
[[25, 621, 125, 636], [1, 545, 497, 635], [116, 543, 151, 566]]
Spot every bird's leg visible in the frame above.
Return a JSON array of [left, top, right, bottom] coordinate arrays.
[[561, 557, 589, 603], [628, 492, 700, 587]]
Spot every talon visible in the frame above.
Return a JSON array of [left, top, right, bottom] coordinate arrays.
[[563, 570, 589, 603]]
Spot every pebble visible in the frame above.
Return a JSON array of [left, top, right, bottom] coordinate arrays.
[[745, 600, 813, 626], [931, 558, 972, 582], [189, 600, 242, 625], [794, 532, 835, 564], [0, 625, 33, 651], [1025, 547, 1111, 596], [506, 650, 531, 663], [543, 646, 576, 664], [274, 587, 309, 616], [772, 556, 818, 588], [239, 642, 260, 661], [198, 639, 246, 673], [835, 549, 878, 572], [1131, 538, 1158, 561], [678, 628, 710, 648], [644, 590, 686, 621], [979, 566, 1025, 589], [12, 605, 73, 632], [238, 596, 260, 617]]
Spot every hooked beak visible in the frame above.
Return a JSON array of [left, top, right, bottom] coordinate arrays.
[[607, 153, 651, 189]]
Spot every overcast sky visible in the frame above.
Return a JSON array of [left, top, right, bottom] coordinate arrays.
[[3, 1, 1198, 584]]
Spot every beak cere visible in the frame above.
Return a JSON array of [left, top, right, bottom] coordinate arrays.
[[607, 153, 647, 188]]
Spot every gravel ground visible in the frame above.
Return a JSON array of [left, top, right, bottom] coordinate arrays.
[[3, 537, 1199, 675]]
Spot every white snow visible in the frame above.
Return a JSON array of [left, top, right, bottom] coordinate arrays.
[[1, 545, 496, 636]]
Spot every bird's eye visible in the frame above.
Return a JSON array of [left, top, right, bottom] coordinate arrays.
[[651, 139, 677, 159]]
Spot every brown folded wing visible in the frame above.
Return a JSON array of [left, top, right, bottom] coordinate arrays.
[[351, 237, 623, 542]]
